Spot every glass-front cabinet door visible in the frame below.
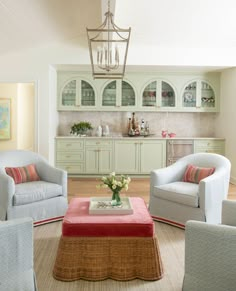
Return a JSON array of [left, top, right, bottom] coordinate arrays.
[[61, 79, 76, 107], [121, 81, 136, 107], [182, 80, 216, 111], [142, 81, 157, 108], [102, 81, 117, 107], [102, 80, 136, 109], [81, 81, 95, 107], [58, 77, 96, 110], [182, 81, 197, 108], [201, 81, 215, 109], [161, 81, 175, 108], [141, 80, 176, 110]]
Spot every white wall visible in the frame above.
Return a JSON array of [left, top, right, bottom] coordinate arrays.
[[0, 39, 89, 161], [215, 68, 236, 184]]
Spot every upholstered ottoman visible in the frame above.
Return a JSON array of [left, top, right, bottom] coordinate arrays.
[[53, 197, 163, 281]]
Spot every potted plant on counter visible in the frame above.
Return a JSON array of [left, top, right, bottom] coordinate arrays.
[[70, 121, 93, 136]]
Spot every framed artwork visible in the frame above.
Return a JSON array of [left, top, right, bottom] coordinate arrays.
[[0, 98, 11, 140]]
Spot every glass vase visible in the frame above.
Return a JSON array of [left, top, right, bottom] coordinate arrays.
[[111, 191, 122, 206]]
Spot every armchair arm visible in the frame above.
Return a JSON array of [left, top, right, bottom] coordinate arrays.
[[222, 200, 236, 226], [183, 220, 236, 291], [150, 160, 187, 188], [0, 169, 15, 220], [198, 168, 230, 223], [36, 161, 67, 197]]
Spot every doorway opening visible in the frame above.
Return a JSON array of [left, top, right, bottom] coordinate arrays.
[[0, 82, 37, 151]]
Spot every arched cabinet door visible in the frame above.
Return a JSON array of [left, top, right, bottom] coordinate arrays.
[[182, 80, 216, 111], [141, 79, 176, 110], [80, 80, 96, 107], [102, 80, 136, 110], [102, 80, 117, 107], [142, 81, 157, 108], [61, 79, 76, 107], [121, 81, 136, 107], [161, 81, 176, 108], [201, 81, 215, 109], [58, 77, 96, 111], [182, 81, 197, 108]]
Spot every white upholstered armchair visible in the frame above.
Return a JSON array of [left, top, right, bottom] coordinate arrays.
[[149, 153, 231, 228], [0, 150, 68, 225], [183, 200, 236, 291]]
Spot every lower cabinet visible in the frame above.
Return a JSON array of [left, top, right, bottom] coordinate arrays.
[[85, 140, 113, 174], [140, 140, 166, 173], [56, 139, 85, 174], [194, 139, 225, 155], [55, 137, 224, 176], [113, 140, 139, 174], [114, 139, 166, 174]]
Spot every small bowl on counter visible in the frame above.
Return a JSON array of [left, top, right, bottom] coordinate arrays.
[[168, 132, 176, 138]]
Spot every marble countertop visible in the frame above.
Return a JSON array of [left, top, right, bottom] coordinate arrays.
[[55, 135, 225, 140]]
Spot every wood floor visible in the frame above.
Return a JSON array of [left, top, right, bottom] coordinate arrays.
[[68, 177, 236, 203]]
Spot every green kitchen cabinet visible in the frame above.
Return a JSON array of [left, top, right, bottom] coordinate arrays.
[[101, 79, 137, 110], [141, 79, 176, 111], [194, 139, 225, 155], [114, 139, 166, 174], [55, 139, 85, 174], [57, 74, 97, 111], [182, 80, 218, 112], [85, 139, 113, 174]]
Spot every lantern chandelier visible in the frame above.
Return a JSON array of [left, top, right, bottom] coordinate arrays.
[[86, 0, 131, 79]]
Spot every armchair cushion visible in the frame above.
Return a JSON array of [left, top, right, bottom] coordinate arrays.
[[5, 164, 40, 184], [14, 181, 63, 206], [183, 164, 215, 184], [154, 181, 199, 207]]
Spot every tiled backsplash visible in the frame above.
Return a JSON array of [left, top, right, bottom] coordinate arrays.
[[58, 111, 217, 137]]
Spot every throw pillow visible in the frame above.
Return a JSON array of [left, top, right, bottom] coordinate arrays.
[[183, 164, 215, 184], [5, 164, 40, 184]]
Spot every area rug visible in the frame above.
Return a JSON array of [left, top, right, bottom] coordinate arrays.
[[34, 220, 184, 291]]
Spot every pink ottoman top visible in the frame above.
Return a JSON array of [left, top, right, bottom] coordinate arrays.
[[63, 197, 154, 237]]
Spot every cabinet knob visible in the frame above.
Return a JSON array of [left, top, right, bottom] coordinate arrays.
[[96, 142, 100, 145], [66, 144, 71, 146]]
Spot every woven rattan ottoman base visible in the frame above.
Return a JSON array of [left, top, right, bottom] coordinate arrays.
[[53, 235, 163, 281], [53, 197, 163, 281]]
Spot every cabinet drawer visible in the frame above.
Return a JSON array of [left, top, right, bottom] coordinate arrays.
[[56, 163, 84, 174], [194, 140, 224, 148], [85, 140, 113, 147], [56, 152, 84, 162], [56, 140, 84, 151], [194, 140, 225, 154]]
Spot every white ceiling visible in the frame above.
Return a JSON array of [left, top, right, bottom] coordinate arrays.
[[0, 0, 236, 67]]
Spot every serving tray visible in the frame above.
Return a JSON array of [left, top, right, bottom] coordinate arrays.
[[89, 197, 133, 215]]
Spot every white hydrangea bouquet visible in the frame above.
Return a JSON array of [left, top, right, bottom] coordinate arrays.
[[97, 172, 131, 205]]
